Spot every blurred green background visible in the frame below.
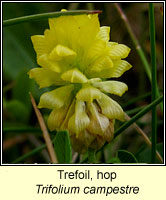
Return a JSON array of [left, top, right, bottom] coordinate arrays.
[[3, 2, 164, 164]]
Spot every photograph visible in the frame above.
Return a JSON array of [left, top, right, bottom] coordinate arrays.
[[2, 2, 164, 164]]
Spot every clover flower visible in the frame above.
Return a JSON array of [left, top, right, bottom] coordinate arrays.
[[28, 11, 132, 153]]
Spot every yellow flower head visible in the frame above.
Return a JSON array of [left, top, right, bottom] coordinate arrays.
[[28, 11, 132, 153]]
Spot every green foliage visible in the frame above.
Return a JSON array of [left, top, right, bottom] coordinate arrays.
[[136, 143, 163, 164], [5, 99, 29, 123], [3, 30, 36, 80], [13, 69, 34, 109], [117, 150, 138, 163], [54, 131, 72, 164], [88, 148, 96, 163], [107, 157, 121, 164]]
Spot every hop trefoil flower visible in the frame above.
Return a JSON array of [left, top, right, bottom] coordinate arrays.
[[28, 11, 132, 153]]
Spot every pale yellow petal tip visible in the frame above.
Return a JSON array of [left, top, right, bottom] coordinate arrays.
[[48, 45, 77, 64], [126, 46, 131, 57], [129, 63, 133, 69], [88, 13, 99, 19], [37, 54, 61, 73], [61, 9, 67, 12], [126, 62, 133, 72], [31, 35, 44, 46], [47, 106, 68, 131], [48, 123, 56, 132], [27, 69, 42, 88], [119, 112, 125, 122], [128, 47, 131, 53], [118, 84, 128, 97], [27, 69, 36, 78], [61, 68, 88, 83], [109, 44, 131, 60], [38, 101, 43, 109], [88, 78, 102, 84], [27, 69, 36, 81], [31, 35, 35, 42], [76, 86, 101, 103], [27, 70, 31, 78], [97, 26, 110, 41]]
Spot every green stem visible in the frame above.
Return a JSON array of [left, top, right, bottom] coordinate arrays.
[[114, 3, 163, 111], [88, 148, 96, 163], [149, 3, 157, 163], [125, 106, 145, 116], [3, 10, 102, 27], [11, 137, 56, 164], [114, 95, 163, 138]]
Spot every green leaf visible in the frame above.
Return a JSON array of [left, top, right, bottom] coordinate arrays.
[[54, 130, 72, 164], [137, 143, 163, 164], [5, 99, 29, 123], [117, 150, 138, 163], [3, 29, 36, 81], [13, 69, 34, 109], [107, 157, 121, 164], [88, 148, 96, 163]]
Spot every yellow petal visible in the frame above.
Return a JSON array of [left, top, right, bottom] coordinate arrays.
[[87, 102, 109, 135], [48, 44, 76, 62], [96, 26, 110, 41], [37, 54, 61, 73], [76, 86, 101, 103], [38, 84, 74, 109], [73, 14, 100, 47], [103, 120, 114, 142], [87, 55, 113, 74], [68, 114, 77, 135], [31, 35, 48, 57], [110, 60, 132, 78], [48, 14, 100, 52], [75, 100, 90, 135], [97, 93, 124, 121], [61, 99, 76, 130], [88, 78, 102, 84], [49, 16, 79, 50], [108, 41, 118, 46], [28, 68, 66, 88], [68, 100, 90, 136], [61, 68, 88, 83], [44, 29, 58, 53], [91, 60, 132, 78], [47, 14, 100, 74], [47, 105, 69, 131], [92, 81, 128, 96], [85, 39, 106, 64], [87, 78, 102, 84], [108, 44, 131, 59]]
